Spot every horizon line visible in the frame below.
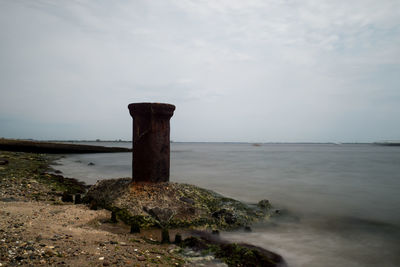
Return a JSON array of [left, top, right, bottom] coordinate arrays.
[[2, 137, 391, 144]]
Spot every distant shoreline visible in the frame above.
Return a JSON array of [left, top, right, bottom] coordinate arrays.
[[373, 142, 400, 146], [0, 138, 131, 154], [44, 140, 375, 145], [2, 137, 398, 148]]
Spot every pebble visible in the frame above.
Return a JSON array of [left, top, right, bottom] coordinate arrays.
[[45, 249, 56, 256], [137, 255, 146, 261], [99, 257, 104, 260]]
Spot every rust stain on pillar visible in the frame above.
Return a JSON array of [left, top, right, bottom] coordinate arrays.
[[128, 103, 175, 183]]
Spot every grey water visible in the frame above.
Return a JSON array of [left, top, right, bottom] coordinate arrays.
[[54, 142, 400, 267]]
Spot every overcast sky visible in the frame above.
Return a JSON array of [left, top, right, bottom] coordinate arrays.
[[0, 0, 399, 142]]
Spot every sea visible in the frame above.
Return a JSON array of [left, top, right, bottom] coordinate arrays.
[[53, 142, 400, 267]]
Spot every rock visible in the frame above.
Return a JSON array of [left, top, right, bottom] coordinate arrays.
[[0, 197, 18, 202], [61, 192, 73, 202], [148, 207, 174, 224], [181, 234, 288, 267], [257, 199, 271, 210], [54, 170, 62, 174], [181, 237, 209, 251], [212, 209, 237, 224], [179, 197, 195, 205], [15, 255, 25, 261], [244, 226, 252, 232], [211, 230, 220, 235], [84, 178, 131, 210], [130, 223, 140, 234], [44, 249, 56, 256], [137, 255, 146, 261], [85, 179, 273, 230], [0, 159, 8, 165], [215, 243, 287, 267], [88, 162, 95, 166]]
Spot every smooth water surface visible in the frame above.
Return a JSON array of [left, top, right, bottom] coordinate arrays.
[[54, 143, 400, 266]]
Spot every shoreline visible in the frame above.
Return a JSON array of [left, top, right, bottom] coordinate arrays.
[[0, 150, 188, 266], [0, 150, 286, 266], [0, 138, 131, 154]]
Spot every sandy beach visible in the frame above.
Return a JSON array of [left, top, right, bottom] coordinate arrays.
[[0, 150, 188, 266], [0, 148, 285, 267]]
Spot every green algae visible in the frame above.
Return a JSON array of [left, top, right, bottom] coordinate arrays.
[[85, 178, 274, 231], [179, 236, 284, 267], [0, 151, 86, 200], [214, 243, 278, 267], [112, 208, 158, 230]]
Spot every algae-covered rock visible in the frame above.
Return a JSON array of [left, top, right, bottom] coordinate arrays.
[[214, 243, 286, 267], [258, 199, 272, 210], [179, 233, 287, 267], [84, 178, 272, 230]]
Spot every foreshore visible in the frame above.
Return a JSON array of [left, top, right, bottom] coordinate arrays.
[[0, 150, 286, 266], [0, 151, 190, 266]]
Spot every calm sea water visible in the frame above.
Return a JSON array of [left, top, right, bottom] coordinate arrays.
[[54, 142, 400, 267]]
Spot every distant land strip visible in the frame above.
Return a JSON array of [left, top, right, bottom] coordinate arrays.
[[374, 142, 400, 146], [0, 138, 131, 154]]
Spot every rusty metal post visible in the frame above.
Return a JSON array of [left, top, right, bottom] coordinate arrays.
[[128, 103, 175, 183]]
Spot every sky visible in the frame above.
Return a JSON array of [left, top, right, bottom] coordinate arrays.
[[0, 0, 399, 143]]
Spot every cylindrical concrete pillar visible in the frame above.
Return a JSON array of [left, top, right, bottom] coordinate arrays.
[[128, 103, 175, 183]]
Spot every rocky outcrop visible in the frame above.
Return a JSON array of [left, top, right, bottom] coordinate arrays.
[[84, 178, 274, 230]]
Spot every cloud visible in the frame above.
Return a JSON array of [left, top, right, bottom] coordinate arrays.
[[0, 0, 399, 141]]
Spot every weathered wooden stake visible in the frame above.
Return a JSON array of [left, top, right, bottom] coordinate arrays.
[[161, 228, 170, 244], [111, 211, 117, 223], [174, 233, 182, 244], [128, 103, 175, 183]]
